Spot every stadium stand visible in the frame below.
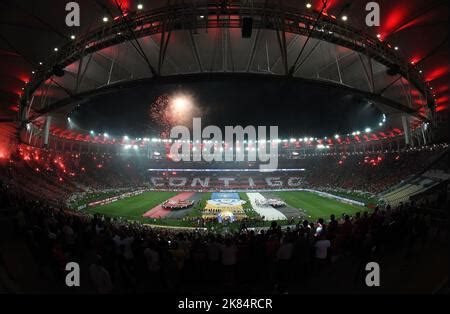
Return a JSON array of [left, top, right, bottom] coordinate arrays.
[[380, 150, 449, 206], [0, 144, 448, 293], [1, 145, 447, 202], [0, 182, 447, 293]]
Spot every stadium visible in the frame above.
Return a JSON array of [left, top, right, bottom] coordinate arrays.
[[0, 0, 448, 297]]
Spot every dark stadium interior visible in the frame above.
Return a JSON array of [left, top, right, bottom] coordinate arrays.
[[72, 77, 383, 138], [0, 0, 448, 297]]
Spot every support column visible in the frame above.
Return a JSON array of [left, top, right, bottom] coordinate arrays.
[[421, 124, 427, 146], [44, 115, 52, 147], [401, 115, 413, 147]]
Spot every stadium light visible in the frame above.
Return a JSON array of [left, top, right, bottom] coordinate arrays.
[[341, 15, 348, 21], [70, 35, 76, 40], [133, 145, 138, 150], [90, 130, 94, 135], [334, 134, 339, 139], [103, 132, 109, 137], [376, 34, 381, 39], [394, 46, 399, 51], [102, 17, 109, 23], [137, 4, 143, 10], [379, 122, 383, 126], [54, 47, 58, 52], [306, 3, 312, 8], [365, 128, 371, 133]]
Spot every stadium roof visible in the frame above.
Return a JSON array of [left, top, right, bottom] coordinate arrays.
[[0, 0, 448, 142]]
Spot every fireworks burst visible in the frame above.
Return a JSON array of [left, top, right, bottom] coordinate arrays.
[[149, 93, 198, 137], [149, 94, 172, 137]]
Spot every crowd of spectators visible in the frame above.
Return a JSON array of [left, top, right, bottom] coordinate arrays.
[[0, 145, 446, 203], [2, 186, 445, 293], [0, 144, 448, 293]]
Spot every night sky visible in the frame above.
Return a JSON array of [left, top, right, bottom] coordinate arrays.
[[72, 76, 382, 138]]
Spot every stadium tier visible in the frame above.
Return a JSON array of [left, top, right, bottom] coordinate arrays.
[[0, 0, 448, 298], [1, 143, 447, 231]]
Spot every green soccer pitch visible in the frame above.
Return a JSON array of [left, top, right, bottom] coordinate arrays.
[[272, 190, 367, 220], [85, 191, 177, 220], [81, 190, 369, 225]]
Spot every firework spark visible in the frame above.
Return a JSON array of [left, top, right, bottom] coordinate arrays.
[[149, 94, 172, 137], [149, 93, 198, 137]]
